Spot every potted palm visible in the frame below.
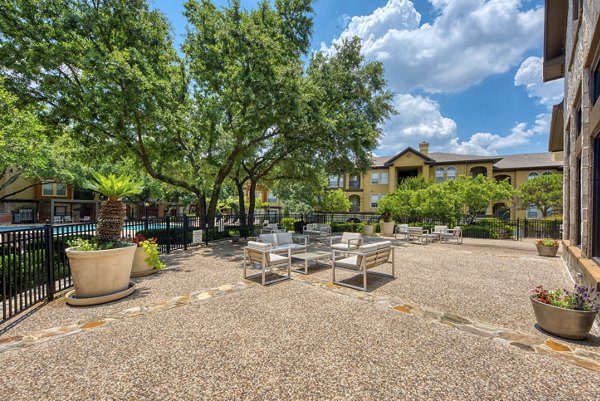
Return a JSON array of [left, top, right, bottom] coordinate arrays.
[[130, 234, 166, 277], [531, 284, 599, 340], [536, 238, 559, 257], [65, 173, 143, 305]]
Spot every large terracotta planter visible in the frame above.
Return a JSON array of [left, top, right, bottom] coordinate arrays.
[[380, 222, 395, 237], [530, 295, 598, 340], [131, 247, 156, 277], [363, 224, 374, 236], [536, 244, 559, 257], [66, 244, 136, 299]]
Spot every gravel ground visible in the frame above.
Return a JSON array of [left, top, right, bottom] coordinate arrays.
[[0, 281, 599, 401], [308, 238, 578, 337], [0, 243, 246, 337]]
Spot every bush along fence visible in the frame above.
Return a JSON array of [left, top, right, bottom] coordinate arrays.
[[0, 213, 561, 324]]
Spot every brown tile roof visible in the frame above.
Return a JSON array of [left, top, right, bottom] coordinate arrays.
[[493, 153, 563, 170], [371, 150, 562, 170]]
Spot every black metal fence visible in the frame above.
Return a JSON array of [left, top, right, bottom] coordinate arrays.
[[0, 212, 562, 323]]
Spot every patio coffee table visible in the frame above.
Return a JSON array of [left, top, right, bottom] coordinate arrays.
[[291, 251, 331, 275]]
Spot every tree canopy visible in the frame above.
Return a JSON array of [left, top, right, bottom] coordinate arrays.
[[517, 174, 563, 218]]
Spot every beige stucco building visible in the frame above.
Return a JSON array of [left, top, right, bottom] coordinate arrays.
[[545, 0, 600, 289], [326, 142, 563, 219]]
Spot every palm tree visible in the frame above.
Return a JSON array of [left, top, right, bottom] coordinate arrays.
[[87, 173, 143, 244]]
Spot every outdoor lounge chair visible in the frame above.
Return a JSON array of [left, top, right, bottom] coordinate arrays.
[[394, 224, 409, 241], [63, 216, 73, 224], [407, 227, 430, 244], [303, 223, 331, 238], [243, 241, 291, 285], [330, 232, 363, 252], [331, 241, 395, 291], [258, 232, 308, 254], [261, 223, 285, 234], [431, 225, 449, 241], [53, 216, 63, 224], [80, 216, 91, 224], [440, 227, 463, 244]]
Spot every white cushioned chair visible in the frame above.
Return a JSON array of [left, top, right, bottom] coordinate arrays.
[[258, 232, 308, 254], [330, 232, 363, 252], [243, 241, 291, 285]]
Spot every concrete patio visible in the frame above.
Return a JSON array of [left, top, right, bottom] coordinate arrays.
[[0, 238, 599, 400]]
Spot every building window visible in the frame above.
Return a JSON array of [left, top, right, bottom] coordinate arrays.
[[381, 172, 388, 184], [527, 206, 539, 219], [576, 157, 582, 245], [528, 172, 540, 180], [56, 183, 66, 196], [328, 175, 344, 188], [349, 195, 360, 212], [370, 194, 381, 208], [470, 166, 487, 177], [593, 58, 600, 107], [542, 171, 552, 176], [371, 172, 389, 185], [349, 175, 360, 190], [435, 167, 445, 182], [447, 166, 456, 180], [371, 173, 379, 185], [42, 183, 53, 196], [572, 0, 582, 20], [592, 137, 600, 260], [267, 192, 277, 203]]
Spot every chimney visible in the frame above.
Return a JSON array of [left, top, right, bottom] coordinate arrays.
[[419, 141, 429, 155]]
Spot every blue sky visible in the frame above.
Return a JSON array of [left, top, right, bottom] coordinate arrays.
[[152, 0, 564, 156]]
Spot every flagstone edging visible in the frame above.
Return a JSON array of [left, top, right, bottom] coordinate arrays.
[[293, 274, 600, 373]]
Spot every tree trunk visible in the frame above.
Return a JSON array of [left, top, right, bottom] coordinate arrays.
[[236, 180, 247, 230], [247, 179, 258, 229]]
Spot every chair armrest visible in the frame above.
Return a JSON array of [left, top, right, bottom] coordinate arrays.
[[347, 238, 361, 247], [292, 235, 308, 245]]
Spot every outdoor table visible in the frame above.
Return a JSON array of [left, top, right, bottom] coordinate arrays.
[[291, 251, 331, 275]]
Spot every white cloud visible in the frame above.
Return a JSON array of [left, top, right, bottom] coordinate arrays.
[[445, 113, 551, 155], [323, 0, 544, 93], [514, 56, 564, 107], [378, 94, 551, 156], [378, 94, 456, 155]]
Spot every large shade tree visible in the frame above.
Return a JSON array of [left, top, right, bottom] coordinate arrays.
[[517, 174, 563, 218]]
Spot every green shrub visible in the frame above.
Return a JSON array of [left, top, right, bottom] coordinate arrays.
[[331, 222, 365, 233], [281, 217, 300, 232]]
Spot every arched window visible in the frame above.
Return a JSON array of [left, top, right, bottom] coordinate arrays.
[[528, 172, 540, 180], [435, 167, 445, 182], [447, 166, 457, 180], [543, 171, 552, 176], [470, 166, 487, 177], [349, 195, 360, 212]]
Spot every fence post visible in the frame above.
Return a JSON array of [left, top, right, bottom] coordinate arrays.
[[44, 224, 55, 301], [183, 215, 189, 251], [165, 215, 171, 254]]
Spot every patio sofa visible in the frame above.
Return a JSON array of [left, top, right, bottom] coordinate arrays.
[[258, 232, 308, 254], [331, 241, 395, 291], [303, 223, 331, 238]]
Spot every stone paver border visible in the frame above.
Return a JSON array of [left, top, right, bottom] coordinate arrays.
[[2, 271, 600, 374]]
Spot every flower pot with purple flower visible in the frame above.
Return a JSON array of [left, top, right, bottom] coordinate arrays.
[[530, 284, 599, 340]]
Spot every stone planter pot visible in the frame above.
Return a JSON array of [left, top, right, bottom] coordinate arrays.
[[363, 224, 374, 236], [530, 295, 598, 340], [380, 222, 395, 237], [231, 235, 240, 243], [536, 244, 559, 257], [131, 247, 157, 277], [66, 244, 136, 301]]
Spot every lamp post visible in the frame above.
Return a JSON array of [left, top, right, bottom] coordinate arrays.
[[144, 201, 150, 231]]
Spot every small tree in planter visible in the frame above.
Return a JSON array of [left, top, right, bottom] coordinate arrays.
[[531, 284, 599, 339], [65, 173, 143, 305]]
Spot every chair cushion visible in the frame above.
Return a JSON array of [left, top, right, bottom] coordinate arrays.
[[269, 253, 289, 264], [341, 232, 361, 243], [376, 241, 392, 249], [259, 234, 278, 245], [274, 244, 306, 252], [358, 243, 379, 253], [331, 243, 353, 251], [335, 255, 359, 269], [276, 232, 293, 245], [248, 241, 271, 250]]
